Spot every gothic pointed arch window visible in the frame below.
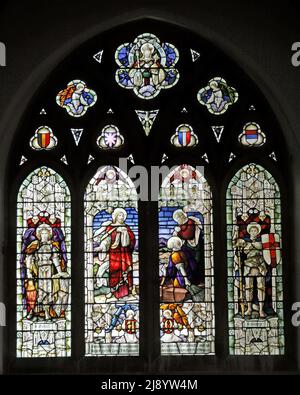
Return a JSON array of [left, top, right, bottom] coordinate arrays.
[[5, 18, 295, 373]]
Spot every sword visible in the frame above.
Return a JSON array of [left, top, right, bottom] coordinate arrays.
[[237, 246, 245, 318]]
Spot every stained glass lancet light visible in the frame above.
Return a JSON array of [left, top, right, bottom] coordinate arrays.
[[227, 163, 284, 355], [16, 167, 71, 357], [84, 166, 139, 356], [159, 164, 215, 355]]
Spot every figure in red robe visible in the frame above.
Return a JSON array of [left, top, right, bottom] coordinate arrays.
[[94, 208, 136, 299], [172, 209, 204, 284]]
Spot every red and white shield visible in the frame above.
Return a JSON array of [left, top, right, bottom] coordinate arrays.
[[261, 233, 281, 268]]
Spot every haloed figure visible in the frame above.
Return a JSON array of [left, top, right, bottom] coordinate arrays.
[[24, 224, 66, 320], [94, 208, 136, 299], [235, 223, 267, 318], [172, 209, 204, 285]]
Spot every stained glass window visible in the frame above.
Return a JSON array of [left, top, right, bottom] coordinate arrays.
[[29, 126, 58, 150], [135, 110, 159, 136], [8, 17, 292, 373], [56, 79, 97, 117], [71, 128, 84, 146], [16, 166, 71, 357], [238, 123, 266, 147], [197, 77, 238, 115], [97, 125, 125, 150], [159, 165, 215, 355], [227, 163, 284, 355], [115, 33, 179, 99], [170, 124, 198, 147], [84, 166, 139, 356]]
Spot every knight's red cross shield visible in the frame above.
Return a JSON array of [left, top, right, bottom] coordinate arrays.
[[261, 233, 281, 268]]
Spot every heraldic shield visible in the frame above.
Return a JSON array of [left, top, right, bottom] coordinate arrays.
[[261, 233, 281, 268]]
